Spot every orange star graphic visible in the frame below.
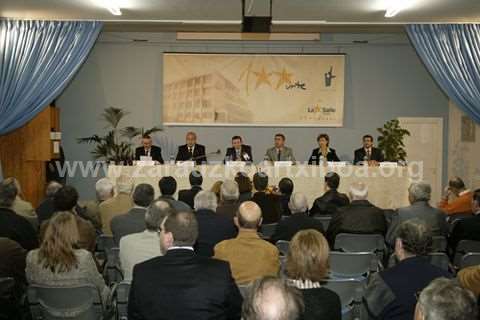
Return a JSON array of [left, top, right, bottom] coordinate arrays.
[[273, 68, 293, 90], [253, 67, 272, 89]]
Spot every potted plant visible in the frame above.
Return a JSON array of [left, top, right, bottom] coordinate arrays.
[[377, 119, 410, 162]]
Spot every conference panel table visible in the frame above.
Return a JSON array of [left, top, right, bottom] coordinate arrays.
[[107, 163, 423, 209]]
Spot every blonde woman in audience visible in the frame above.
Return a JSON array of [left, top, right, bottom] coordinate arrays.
[[26, 212, 110, 304], [286, 229, 341, 320], [210, 180, 223, 201]]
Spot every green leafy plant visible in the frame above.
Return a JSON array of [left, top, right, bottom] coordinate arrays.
[[377, 119, 411, 162], [78, 107, 162, 162]]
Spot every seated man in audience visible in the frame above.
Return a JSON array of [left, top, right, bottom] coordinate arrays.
[[79, 178, 114, 231], [448, 188, 480, 250], [0, 179, 38, 250], [457, 264, 480, 297], [120, 200, 173, 281], [251, 172, 282, 224], [128, 211, 242, 320], [415, 278, 478, 320], [264, 133, 296, 162], [326, 182, 386, 246], [194, 191, 237, 257], [36, 180, 63, 225], [135, 134, 164, 164], [111, 183, 155, 245], [271, 193, 324, 243], [7, 177, 36, 218], [235, 172, 253, 203], [99, 176, 133, 236], [278, 178, 294, 216], [178, 170, 203, 209], [216, 179, 240, 219], [225, 135, 253, 162], [310, 172, 349, 216], [438, 177, 473, 215], [214, 201, 280, 285], [0, 237, 27, 315], [363, 220, 451, 320], [175, 131, 207, 165], [242, 276, 304, 320], [157, 176, 192, 212], [387, 182, 448, 247]]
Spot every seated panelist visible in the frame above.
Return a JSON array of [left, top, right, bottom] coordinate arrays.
[[308, 133, 340, 164], [135, 134, 164, 164], [264, 133, 296, 162], [175, 131, 207, 165], [353, 134, 384, 165], [225, 136, 253, 162]]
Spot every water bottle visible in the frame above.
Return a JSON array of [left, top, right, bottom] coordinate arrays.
[[169, 154, 175, 165]]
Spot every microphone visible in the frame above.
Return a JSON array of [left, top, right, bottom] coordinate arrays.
[[190, 149, 221, 161]]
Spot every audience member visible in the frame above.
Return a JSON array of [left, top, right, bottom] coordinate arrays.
[[178, 170, 203, 209], [0, 179, 38, 250], [216, 179, 240, 218], [327, 182, 386, 246], [448, 188, 480, 250], [157, 176, 191, 212], [271, 193, 324, 243], [26, 212, 110, 304], [242, 276, 304, 320], [111, 183, 155, 245], [286, 230, 341, 320], [120, 200, 173, 281], [457, 264, 480, 297], [211, 180, 224, 201], [438, 177, 473, 215], [310, 172, 349, 216], [252, 172, 282, 224], [235, 172, 253, 203], [98, 176, 134, 236], [36, 181, 62, 225], [194, 191, 237, 257], [363, 220, 451, 320], [7, 177, 36, 218], [278, 177, 294, 216], [387, 182, 448, 246], [80, 177, 114, 231], [128, 211, 242, 319], [214, 201, 279, 284], [0, 237, 27, 303], [414, 278, 477, 320]]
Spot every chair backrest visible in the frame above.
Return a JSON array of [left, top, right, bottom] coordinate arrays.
[[312, 216, 332, 230], [275, 240, 290, 256], [431, 236, 447, 252], [0, 277, 14, 301], [460, 253, 480, 269], [96, 235, 115, 254], [454, 240, 480, 266], [237, 284, 250, 299], [323, 278, 364, 307], [329, 252, 375, 279], [115, 281, 131, 320], [260, 223, 278, 239], [104, 247, 123, 285], [428, 253, 451, 272], [334, 233, 385, 253], [28, 284, 103, 320]]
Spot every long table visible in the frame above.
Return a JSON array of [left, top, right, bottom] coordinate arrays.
[[106, 164, 423, 209]]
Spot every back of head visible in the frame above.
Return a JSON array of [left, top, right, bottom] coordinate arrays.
[[221, 179, 240, 201], [349, 182, 368, 201], [278, 178, 294, 195], [397, 219, 432, 256], [288, 193, 308, 214], [53, 185, 79, 211], [235, 172, 253, 194], [145, 200, 173, 231], [449, 177, 466, 192], [95, 178, 114, 201], [417, 278, 477, 320], [0, 178, 18, 208], [164, 211, 198, 246], [409, 182, 432, 203], [237, 201, 262, 229], [194, 190, 218, 211], [45, 181, 63, 198], [242, 276, 304, 320], [189, 170, 203, 187], [325, 172, 340, 190], [253, 172, 268, 192], [159, 176, 177, 196], [133, 183, 155, 207]]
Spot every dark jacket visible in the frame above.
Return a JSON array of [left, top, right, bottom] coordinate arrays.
[[195, 209, 237, 257], [327, 200, 387, 246], [238, 192, 252, 204], [178, 186, 202, 209], [128, 249, 242, 320], [271, 212, 324, 243], [300, 287, 341, 320], [216, 200, 240, 219], [448, 214, 480, 250], [0, 208, 38, 251], [310, 189, 350, 216], [175, 144, 207, 165], [308, 148, 340, 164], [224, 145, 253, 162], [353, 147, 384, 165], [135, 145, 164, 164], [110, 207, 147, 245], [252, 192, 282, 224], [279, 194, 292, 216]]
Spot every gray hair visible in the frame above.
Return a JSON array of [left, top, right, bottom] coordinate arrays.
[[221, 180, 239, 201], [194, 191, 218, 211], [288, 193, 308, 214], [145, 200, 174, 231], [396, 219, 432, 256], [0, 178, 18, 208], [349, 182, 368, 200], [95, 178, 114, 201], [418, 278, 477, 320], [46, 181, 63, 198], [408, 182, 431, 202]]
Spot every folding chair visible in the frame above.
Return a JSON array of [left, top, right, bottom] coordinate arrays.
[[323, 278, 365, 320], [260, 223, 278, 240], [237, 284, 250, 299], [460, 253, 480, 269], [104, 247, 123, 285], [96, 235, 115, 262], [431, 236, 447, 253], [114, 281, 130, 320], [454, 240, 480, 267], [312, 216, 332, 230], [329, 252, 375, 279], [275, 240, 290, 256], [334, 233, 385, 270], [428, 253, 452, 273], [28, 284, 105, 320]]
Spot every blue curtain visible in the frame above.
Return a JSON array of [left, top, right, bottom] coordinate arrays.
[[0, 20, 102, 135], [406, 24, 480, 123]]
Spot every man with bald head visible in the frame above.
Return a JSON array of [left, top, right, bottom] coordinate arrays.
[[214, 201, 279, 284], [175, 131, 207, 165]]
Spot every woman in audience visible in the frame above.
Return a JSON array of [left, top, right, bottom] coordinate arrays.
[[286, 229, 341, 320], [210, 180, 224, 201], [235, 172, 253, 203], [26, 212, 110, 304]]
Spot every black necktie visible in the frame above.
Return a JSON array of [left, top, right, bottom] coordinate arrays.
[[188, 147, 193, 159], [277, 149, 281, 161]]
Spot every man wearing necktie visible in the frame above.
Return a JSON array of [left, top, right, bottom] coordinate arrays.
[[264, 133, 296, 163], [134, 134, 164, 163], [224, 136, 253, 162], [353, 134, 384, 165], [175, 131, 207, 165]]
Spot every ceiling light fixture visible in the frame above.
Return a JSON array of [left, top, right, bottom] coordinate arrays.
[[385, 0, 407, 18], [97, 0, 122, 16]]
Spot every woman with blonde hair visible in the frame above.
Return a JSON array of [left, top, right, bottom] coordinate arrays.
[[286, 229, 341, 320], [26, 212, 109, 303]]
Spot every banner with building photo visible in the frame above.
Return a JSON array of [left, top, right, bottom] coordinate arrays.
[[163, 53, 345, 126]]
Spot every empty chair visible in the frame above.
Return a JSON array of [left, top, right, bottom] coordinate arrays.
[[259, 223, 277, 240], [104, 247, 123, 285], [428, 253, 452, 272], [334, 233, 385, 254], [454, 240, 480, 267], [114, 281, 130, 320], [28, 284, 104, 320], [275, 240, 290, 256], [460, 253, 480, 269], [431, 236, 447, 252], [313, 215, 332, 230], [323, 278, 364, 320], [329, 252, 375, 279]]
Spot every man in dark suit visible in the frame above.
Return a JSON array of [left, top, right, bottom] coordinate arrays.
[[128, 210, 242, 320], [310, 172, 349, 216], [278, 178, 294, 216], [225, 136, 253, 162], [251, 172, 282, 224], [353, 134, 384, 165], [327, 182, 386, 247], [135, 134, 164, 164], [449, 188, 480, 250], [271, 193, 324, 243], [178, 170, 203, 209], [175, 131, 207, 165]]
